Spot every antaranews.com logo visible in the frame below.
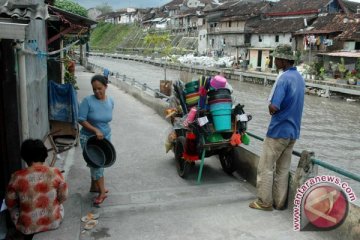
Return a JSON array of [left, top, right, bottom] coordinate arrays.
[[293, 175, 357, 231]]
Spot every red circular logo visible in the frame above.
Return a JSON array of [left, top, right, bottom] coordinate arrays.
[[303, 185, 348, 229]]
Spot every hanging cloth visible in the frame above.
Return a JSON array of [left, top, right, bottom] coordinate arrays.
[[48, 80, 79, 127]]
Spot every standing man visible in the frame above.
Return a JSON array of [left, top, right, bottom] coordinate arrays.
[[103, 68, 110, 81], [249, 44, 305, 211], [265, 56, 270, 71]]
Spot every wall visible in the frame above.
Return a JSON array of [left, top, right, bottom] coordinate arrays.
[[25, 19, 49, 139], [198, 29, 207, 54], [250, 33, 292, 48], [344, 41, 356, 51]]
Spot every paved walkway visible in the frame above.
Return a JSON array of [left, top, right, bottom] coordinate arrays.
[[34, 64, 331, 240]]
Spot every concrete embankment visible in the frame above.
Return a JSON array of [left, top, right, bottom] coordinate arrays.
[[85, 60, 360, 239]]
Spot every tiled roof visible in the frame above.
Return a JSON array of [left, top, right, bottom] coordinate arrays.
[[335, 14, 360, 40], [0, 0, 49, 19], [48, 6, 97, 27], [265, 0, 335, 16], [342, 0, 360, 13], [295, 13, 359, 36], [221, 1, 269, 21], [246, 17, 308, 34], [163, 0, 184, 10]]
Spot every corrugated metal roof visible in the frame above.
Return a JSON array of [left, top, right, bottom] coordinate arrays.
[[0, 1, 49, 20]]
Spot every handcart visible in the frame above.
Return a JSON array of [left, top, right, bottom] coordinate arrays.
[[169, 76, 251, 184]]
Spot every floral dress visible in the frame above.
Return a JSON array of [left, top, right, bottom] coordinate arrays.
[[5, 165, 68, 235]]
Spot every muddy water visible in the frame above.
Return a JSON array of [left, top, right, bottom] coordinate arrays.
[[89, 56, 360, 196]]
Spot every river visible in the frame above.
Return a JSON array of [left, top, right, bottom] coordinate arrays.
[[88, 56, 360, 197]]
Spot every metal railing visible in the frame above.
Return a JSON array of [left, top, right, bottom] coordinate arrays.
[[86, 62, 171, 99], [246, 132, 360, 183]]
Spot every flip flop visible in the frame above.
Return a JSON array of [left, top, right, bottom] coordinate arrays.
[[84, 220, 98, 230], [93, 195, 107, 205], [249, 200, 273, 211], [81, 212, 100, 222], [89, 189, 109, 193]]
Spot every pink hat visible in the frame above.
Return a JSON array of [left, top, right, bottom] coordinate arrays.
[[210, 75, 227, 89]]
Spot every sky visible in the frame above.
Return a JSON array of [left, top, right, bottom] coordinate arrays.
[[74, 0, 171, 10]]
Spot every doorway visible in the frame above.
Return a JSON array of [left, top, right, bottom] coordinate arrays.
[[257, 50, 262, 70], [0, 39, 21, 199]]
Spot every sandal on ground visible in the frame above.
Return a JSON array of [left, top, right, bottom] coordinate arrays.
[[93, 195, 107, 205], [81, 212, 100, 222], [84, 220, 98, 230], [249, 200, 273, 211], [89, 189, 109, 193]]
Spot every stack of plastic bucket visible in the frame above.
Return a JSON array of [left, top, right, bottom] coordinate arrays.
[[208, 88, 232, 131], [184, 80, 199, 110]]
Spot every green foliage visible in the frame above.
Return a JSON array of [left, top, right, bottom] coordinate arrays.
[[338, 57, 346, 73], [355, 58, 360, 72], [144, 33, 172, 56], [64, 71, 78, 89], [295, 51, 301, 65], [55, 0, 88, 17], [89, 22, 136, 52]]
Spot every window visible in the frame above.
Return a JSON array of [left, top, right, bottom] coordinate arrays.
[[275, 35, 279, 42], [259, 35, 262, 42], [229, 21, 231, 27], [355, 41, 360, 50], [289, 37, 292, 42]]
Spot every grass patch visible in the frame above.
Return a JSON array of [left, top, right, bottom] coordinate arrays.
[[89, 22, 138, 52]]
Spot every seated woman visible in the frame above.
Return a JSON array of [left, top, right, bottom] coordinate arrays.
[[5, 139, 68, 240]]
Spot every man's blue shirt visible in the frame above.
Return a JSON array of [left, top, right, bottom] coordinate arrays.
[[103, 68, 110, 78], [267, 67, 305, 139]]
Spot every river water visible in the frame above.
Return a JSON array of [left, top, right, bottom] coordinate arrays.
[[89, 56, 360, 197]]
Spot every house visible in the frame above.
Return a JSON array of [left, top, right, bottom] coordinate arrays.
[[97, 11, 123, 24], [87, 7, 102, 20], [0, 0, 50, 208], [202, 0, 240, 55], [169, 0, 212, 33], [47, 5, 96, 82], [246, 17, 307, 70], [217, 1, 269, 64], [245, 0, 348, 70], [0, 0, 95, 224], [315, 13, 360, 74]]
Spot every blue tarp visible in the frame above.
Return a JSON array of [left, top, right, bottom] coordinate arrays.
[[48, 80, 79, 127]]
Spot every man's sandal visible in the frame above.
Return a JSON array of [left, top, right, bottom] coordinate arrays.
[[249, 200, 273, 211]]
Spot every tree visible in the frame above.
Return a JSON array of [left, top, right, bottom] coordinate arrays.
[[144, 32, 172, 80], [54, 0, 88, 17]]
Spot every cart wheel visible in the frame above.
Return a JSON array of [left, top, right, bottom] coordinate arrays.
[[175, 136, 190, 178], [219, 150, 236, 175]]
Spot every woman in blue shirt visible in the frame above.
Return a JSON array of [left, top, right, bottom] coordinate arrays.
[[78, 74, 114, 205]]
